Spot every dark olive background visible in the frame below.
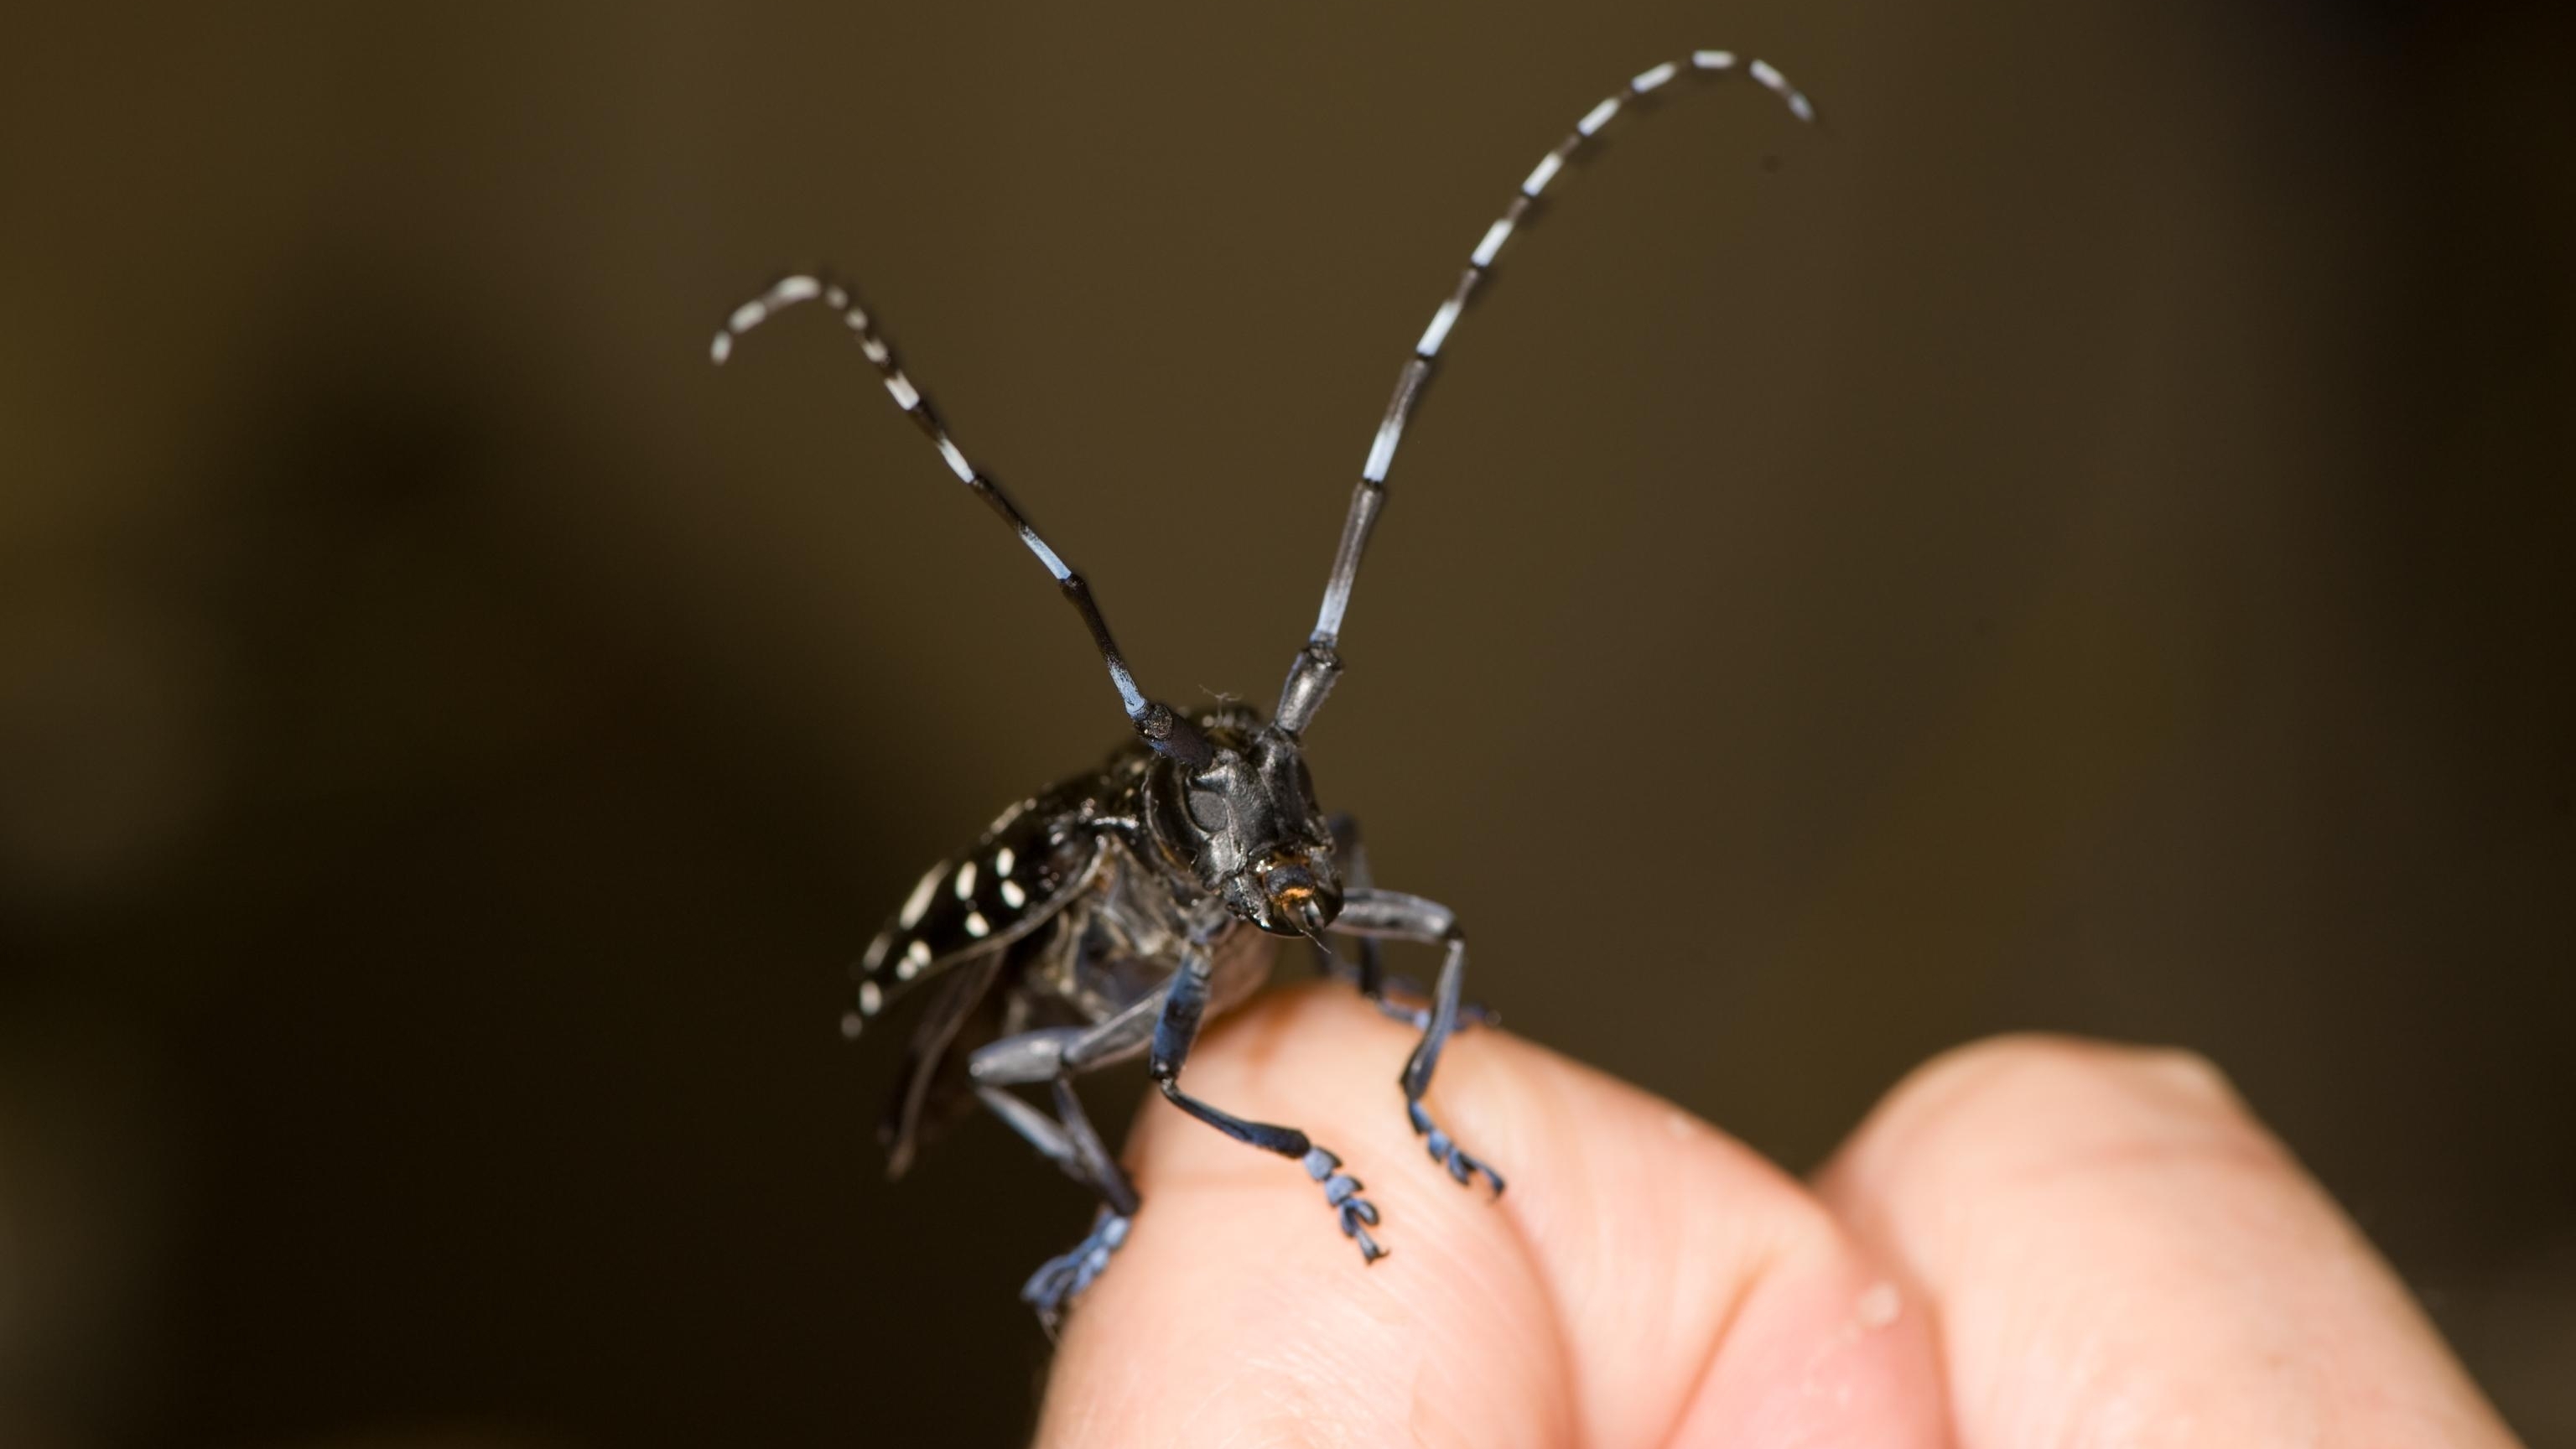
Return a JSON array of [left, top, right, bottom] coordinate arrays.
[[3, 0, 2571, 1445]]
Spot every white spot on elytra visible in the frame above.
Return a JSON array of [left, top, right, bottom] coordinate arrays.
[[1000, 879, 1026, 909], [954, 860, 978, 900], [901, 940, 931, 979], [840, 1010, 865, 1039], [963, 911, 990, 938], [899, 868, 940, 927], [993, 846, 1015, 876], [1856, 1281, 1901, 1330], [857, 980, 883, 1015]]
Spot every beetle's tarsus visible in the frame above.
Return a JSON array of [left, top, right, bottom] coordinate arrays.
[[1409, 1098, 1506, 1197], [1021, 1210, 1131, 1335], [1305, 1146, 1390, 1259]]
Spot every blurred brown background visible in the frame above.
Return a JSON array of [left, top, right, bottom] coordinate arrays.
[[4, 0, 2571, 1444]]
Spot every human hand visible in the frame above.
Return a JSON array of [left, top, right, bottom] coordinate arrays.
[[1034, 986, 2519, 1446]]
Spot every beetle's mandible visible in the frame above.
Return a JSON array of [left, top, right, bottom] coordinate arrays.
[[711, 51, 1817, 1332]]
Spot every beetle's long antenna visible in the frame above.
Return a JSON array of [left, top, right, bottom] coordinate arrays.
[[1274, 52, 1817, 736], [714, 273, 1212, 766]]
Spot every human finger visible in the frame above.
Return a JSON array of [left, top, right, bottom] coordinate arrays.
[[1035, 984, 1948, 1449], [1817, 1035, 2521, 1448]]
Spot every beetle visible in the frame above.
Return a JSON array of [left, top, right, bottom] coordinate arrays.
[[712, 50, 1816, 1330]]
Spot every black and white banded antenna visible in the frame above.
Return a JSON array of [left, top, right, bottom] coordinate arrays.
[[1272, 51, 1818, 737], [710, 273, 1213, 767]]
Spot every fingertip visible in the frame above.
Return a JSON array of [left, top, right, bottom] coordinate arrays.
[[1820, 1032, 2521, 1449]]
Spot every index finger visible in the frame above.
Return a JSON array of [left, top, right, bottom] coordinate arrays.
[[1036, 985, 1946, 1449]]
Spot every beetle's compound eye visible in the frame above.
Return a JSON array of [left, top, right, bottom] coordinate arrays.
[[1186, 788, 1230, 834]]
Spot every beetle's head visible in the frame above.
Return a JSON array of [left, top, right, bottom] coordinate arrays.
[[1150, 715, 1341, 937]]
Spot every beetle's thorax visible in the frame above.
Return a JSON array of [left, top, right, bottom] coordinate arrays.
[[1140, 706, 1342, 937]]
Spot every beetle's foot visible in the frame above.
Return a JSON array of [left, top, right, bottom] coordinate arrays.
[[1408, 1099, 1506, 1197], [1365, 978, 1499, 1033], [1021, 1210, 1130, 1337], [1302, 1147, 1387, 1263]]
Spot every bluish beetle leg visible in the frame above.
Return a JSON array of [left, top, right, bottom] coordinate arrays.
[[1356, 979, 1502, 1035], [972, 1078, 1137, 1213], [969, 992, 1166, 1332], [973, 1083, 1136, 1335], [1320, 814, 1389, 998], [1150, 943, 1387, 1262], [1332, 890, 1506, 1196], [1321, 815, 1498, 1032]]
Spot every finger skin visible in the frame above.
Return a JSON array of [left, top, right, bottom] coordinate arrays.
[[1036, 986, 1946, 1449], [1817, 1035, 2522, 1449]]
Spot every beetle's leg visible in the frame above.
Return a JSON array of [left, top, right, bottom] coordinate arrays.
[[1318, 814, 1388, 996], [968, 990, 1167, 1332], [971, 1080, 1139, 1215], [1319, 816, 1498, 1032], [1332, 890, 1506, 1196], [1150, 943, 1387, 1262], [973, 1080, 1139, 1336]]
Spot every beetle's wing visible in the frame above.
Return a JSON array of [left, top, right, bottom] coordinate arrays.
[[878, 946, 1006, 1179], [844, 790, 1107, 1039]]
